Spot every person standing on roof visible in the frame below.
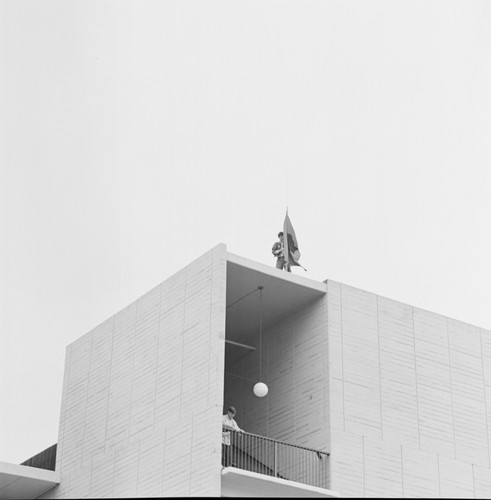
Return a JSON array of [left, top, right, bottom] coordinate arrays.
[[272, 231, 291, 272]]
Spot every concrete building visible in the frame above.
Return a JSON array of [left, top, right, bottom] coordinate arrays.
[[2, 243, 491, 497]]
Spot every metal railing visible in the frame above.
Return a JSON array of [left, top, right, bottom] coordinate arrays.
[[222, 428, 329, 489]]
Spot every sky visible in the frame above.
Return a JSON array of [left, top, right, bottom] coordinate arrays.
[[1, 0, 490, 465]]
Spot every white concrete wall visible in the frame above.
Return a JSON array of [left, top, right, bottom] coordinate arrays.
[[43, 244, 227, 498], [327, 280, 491, 498]]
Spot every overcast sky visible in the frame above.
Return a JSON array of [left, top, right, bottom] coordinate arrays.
[[1, 0, 490, 464]]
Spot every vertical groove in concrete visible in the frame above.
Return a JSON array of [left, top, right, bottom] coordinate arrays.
[[479, 327, 491, 468]]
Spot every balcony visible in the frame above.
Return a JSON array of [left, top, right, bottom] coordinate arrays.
[[222, 429, 335, 497]]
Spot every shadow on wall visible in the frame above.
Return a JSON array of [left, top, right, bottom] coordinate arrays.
[[21, 444, 57, 471]]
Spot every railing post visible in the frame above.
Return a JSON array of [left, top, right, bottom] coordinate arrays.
[[273, 441, 277, 477]]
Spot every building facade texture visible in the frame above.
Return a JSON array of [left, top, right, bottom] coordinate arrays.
[[226, 276, 491, 497], [43, 245, 227, 497], [38, 244, 491, 497]]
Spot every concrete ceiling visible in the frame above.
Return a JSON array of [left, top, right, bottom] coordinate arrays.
[[225, 253, 326, 360]]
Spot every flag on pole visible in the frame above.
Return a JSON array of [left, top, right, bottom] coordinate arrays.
[[283, 210, 306, 271]]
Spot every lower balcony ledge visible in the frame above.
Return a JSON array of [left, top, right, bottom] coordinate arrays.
[[221, 467, 340, 498], [0, 461, 60, 499]]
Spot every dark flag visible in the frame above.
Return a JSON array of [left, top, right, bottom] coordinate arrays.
[[283, 211, 306, 271]]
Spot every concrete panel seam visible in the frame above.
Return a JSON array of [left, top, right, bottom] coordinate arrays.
[[400, 444, 404, 496], [80, 331, 94, 465], [127, 299, 139, 447], [437, 454, 441, 497], [411, 307, 421, 450], [152, 281, 164, 430], [472, 463, 477, 498], [376, 295, 383, 441], [179, 268, 188, 417], [57, 345, 72, 468], [102, 316, 115, 456], [446, 317, 457, 459], [479, 327, 491, 468], [362, 435, 366, 496], [340, 285, 345, 431]]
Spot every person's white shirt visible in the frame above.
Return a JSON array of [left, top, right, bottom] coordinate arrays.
[[222, 413, 243, 445]]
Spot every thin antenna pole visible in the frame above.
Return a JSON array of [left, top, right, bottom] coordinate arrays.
[[285, 167, 289, 210]]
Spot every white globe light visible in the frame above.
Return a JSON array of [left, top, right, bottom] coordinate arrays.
[[253, 382, 269, 397]]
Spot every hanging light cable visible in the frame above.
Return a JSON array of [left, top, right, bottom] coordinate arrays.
[[226, 287, 261, 310], [253, 285, 268, 398], [259, 285, 263, 380]]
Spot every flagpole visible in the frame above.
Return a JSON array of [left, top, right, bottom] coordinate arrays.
[[283, 209, 307, 272], [285, 167, 289, 210], [284, 167, 289, 271], [283, 208, 289, 271]]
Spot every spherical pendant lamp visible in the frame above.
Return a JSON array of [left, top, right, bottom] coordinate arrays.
[[253, 382, 269, 398]]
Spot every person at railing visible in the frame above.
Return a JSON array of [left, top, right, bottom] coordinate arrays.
[[222, 406, 245, 467]]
